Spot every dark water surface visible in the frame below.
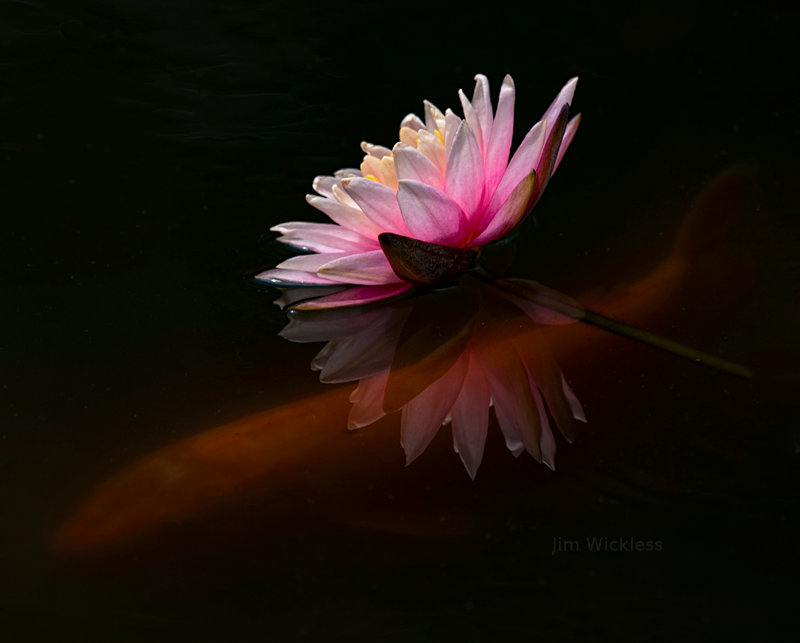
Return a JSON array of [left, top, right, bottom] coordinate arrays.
[[3, 1, 799, 640]]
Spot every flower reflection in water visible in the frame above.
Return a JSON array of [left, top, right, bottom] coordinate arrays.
[[279, 275, 587, 478]]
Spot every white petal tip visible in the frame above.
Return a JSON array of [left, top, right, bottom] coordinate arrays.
[[564, 77, 579, 99], [403, 449, 422, 466]]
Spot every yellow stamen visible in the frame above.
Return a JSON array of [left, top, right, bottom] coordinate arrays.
[[434, 129, 444, 145], [365, 174, 379, 182]]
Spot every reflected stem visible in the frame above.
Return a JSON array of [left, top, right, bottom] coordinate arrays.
[[471, 265, 753, 380]]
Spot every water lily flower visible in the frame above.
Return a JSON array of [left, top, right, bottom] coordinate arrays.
[[258, 74, 581, 309]]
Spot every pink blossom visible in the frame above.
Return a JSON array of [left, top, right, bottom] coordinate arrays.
[[258, 74, 580, 309]]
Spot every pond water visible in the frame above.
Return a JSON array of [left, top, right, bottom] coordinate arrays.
[[3, 1, 798, 640]]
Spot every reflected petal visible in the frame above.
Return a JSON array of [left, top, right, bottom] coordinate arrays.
[[401, 352, 469, 465], [450, 351, 491, 479], [475, 331, 543, 462], [348, 372, 391, 429]]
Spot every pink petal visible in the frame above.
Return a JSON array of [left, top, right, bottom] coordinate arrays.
[[469, 170, 536, 246], [276, 252, 348, 272], [396, 179, 469, 246], [360, 141, 392, 158], [529, 104, 570, 208], [484, 75, 515, 194], [254, 268, 340, 286], [306, 194, 384, 240], [470, 74, 493, 153], [273, 221, 376, 253], [400, 113, 425, 132], [416, 129, 446, 173], [450, 350, 491, 479], [342, 178, 409, 235], [445, 121, 484, 220], [333, 168, 362, 178], [458, 89, 485, 158], [444, 109, 461, 153], [312, 173, 362, 199], [360, 155, 384, 181], [392, 143, 445, 190], [317, 249, 403, 285], [423, 100, 445, 132], [331, 183, 359, 208], [312, 175, 338, 198], [541, 77, 578, 142], [293, 282, 413, 310], [553, 113, 581, 174], [483, 119, 546, 222], [401, 352, 469, 465]]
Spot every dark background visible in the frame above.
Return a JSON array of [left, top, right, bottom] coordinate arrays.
[[2, 1, 799, 640]]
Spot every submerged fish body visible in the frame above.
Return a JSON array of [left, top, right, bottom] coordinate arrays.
[[53, 168, 756, 555]]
